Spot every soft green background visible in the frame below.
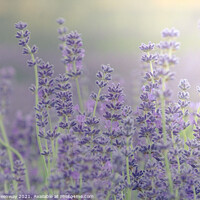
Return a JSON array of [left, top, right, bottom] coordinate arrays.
[[1, 0, 200, 51]]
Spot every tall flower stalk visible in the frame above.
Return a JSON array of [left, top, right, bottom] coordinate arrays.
[[157, 28, 180, 195], [15, 22, 48, 184], [57, 19, 85, 113]]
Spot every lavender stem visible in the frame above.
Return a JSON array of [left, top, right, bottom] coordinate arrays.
[[73, 62, 84, 113], [0, 114, 18, 194]]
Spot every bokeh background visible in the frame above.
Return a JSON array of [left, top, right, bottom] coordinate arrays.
[[1, 0, 200, 114]]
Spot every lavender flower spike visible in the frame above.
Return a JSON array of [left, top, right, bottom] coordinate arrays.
[[15, 21, 27, 30], [139, 41, 155, 52], [178, 79, 191, 91], [15, 21, 48, 185], [162, 27, 180, 38]]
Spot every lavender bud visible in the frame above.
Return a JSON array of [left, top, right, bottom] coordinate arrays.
[[161, 27, 180, 38], [139, 41, 155, 52], [15, 21, 27, 30], [56, 17, 65, 25], [178, 79, 191, 91]]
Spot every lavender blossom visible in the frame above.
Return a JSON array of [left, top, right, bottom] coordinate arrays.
[[161, 28, 180, 38], [139, 41, 155, 52], [62, 31, 85, 73]]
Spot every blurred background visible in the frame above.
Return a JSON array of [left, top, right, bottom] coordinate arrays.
[[1, 0, 200, 114]]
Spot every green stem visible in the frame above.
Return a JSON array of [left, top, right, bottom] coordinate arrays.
[[0, 115, 18, 194], [46, 108, 56, 169], [92, 73, 105, 148], [93, 88, 102, 117], [92, 72, 106, 117], [79, 173, 82, 192], [147, 52, 154, 84], [25, 43, 48, 184], [176, 155, 181, 174], [2, 168, 8, 194], [73, 62, 84, 113], [144, 111, 152, 160], [181, 107, 188, 150], [171, 131, 180, 173], [4, 180, 8, 194], [121, 191, 125, 200], [47, 108, 53, 133], [91, 87, 103, 147], [51, 139, 55, 167], [110, 109, 115, 162], [195, 106, 200, 125], [42, 114, 50, 178], [146, 135, 152, 160], [106, 191, 111, 200], [65, 115, 70, 133], [45, 139, 50, 177], [55, 117, 63, 157], [0, 136, 30, 191], [161, 82, 174, 194], [175, 189, 179, 200], [193, 185, 197, 200], [126, 137, 131, 200]]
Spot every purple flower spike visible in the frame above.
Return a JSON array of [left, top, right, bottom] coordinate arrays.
[[161, 27, 180, 38], [139, 41, 155, 52], [178, 79, 191, 91], [141, 54, 157, 63], [15, 21, 27, 30]]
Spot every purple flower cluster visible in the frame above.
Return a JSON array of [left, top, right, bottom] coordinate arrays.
[[1, 19, 200, 200]]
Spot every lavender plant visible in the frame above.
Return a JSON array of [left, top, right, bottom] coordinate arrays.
[[0, 18, 200, 200]]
